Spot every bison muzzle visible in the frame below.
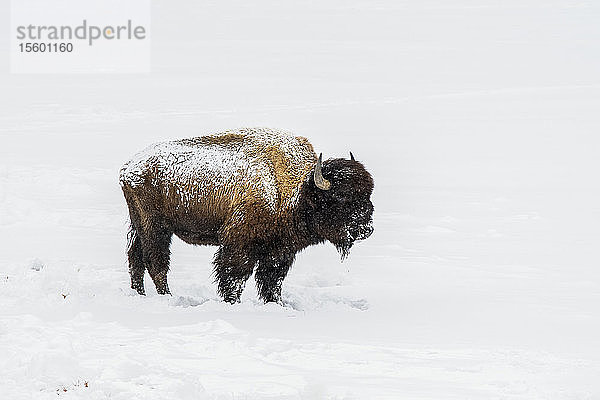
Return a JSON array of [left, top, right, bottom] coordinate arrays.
[[119, 127, 374, 304]]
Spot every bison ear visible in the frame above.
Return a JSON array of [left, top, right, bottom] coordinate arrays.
[[314, 153, 331, 190], [349, 152, 355, 161]]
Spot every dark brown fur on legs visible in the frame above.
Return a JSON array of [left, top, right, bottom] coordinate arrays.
[[125, 195, 172, 295], [213, 245, 256, 303], [142, 225, 173, 294], [143, 228, 172, 295], [127, 227, 146, 295], [255, 252, 294, 303]]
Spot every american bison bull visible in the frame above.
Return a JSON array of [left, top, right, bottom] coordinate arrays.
[[119, 127, 374, 303]]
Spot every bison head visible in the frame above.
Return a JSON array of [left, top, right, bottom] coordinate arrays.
[[305, 153, 374, 259]]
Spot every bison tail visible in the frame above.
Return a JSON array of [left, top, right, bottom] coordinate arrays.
[[126, 223, 139, 254]]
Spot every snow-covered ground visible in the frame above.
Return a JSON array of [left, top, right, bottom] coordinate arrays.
[[1, 1, 600, 398]]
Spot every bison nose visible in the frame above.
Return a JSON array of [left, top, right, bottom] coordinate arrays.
[[352, 222, 373, 241]]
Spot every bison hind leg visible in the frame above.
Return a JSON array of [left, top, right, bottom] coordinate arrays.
[[127, 224, 146, 295], [144, 229, 173, 295], [213, 246, 255, 304]]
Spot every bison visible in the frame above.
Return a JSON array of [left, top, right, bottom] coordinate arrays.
[[119, 127, 374, 303]]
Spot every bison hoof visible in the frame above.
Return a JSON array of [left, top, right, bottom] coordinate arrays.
[[156, 286, 171, 295], [131, 284, 146, 296], [262, 295, 283, 305], [223, 295, 242, 304]]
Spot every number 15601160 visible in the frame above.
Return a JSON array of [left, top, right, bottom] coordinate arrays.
[[19, 42, 73, 52]]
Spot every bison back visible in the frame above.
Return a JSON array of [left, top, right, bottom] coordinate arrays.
[[120, 128, 317, 238]]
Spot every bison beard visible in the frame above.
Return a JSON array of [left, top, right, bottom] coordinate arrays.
[[120, 128, 374, 304]]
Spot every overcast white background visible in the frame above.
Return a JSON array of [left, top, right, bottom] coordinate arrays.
[[1, 1, 599, 399]]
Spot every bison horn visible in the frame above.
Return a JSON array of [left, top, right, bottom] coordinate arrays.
[[349, 152, 355, 161], [314, 153, 331, 190]]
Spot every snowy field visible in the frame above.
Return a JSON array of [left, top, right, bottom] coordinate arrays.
[[1, 0, 600, 398]]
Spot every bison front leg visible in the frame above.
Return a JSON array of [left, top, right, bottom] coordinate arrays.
[[255, 253, 294, 304], [213, 246, 255, 304]]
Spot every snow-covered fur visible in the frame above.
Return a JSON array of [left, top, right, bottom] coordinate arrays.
[[120, 127, 374, 303]]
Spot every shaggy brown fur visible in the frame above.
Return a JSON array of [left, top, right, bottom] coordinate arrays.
[[120, 128, 374, 303]]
